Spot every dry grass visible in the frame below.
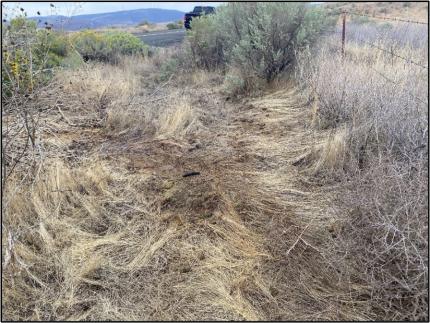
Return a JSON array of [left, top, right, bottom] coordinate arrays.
[[1, 53, 363, 321], [92, 22, 170, 34], [156, 96, 199, 139], [325, 2, 428, 21], [313, 127, 347, 173], [2, 56, 267, 320], [296, 21, 428, 321], [2, 18, 428, 321]]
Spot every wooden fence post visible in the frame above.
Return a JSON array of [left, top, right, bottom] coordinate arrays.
[[341, 11, 346, 59]]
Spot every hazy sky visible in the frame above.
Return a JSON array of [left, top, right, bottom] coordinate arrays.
[[3, 2, 223, 17]]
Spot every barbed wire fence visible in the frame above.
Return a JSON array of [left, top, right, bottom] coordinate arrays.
[[346, 11, 428, 26], [323, 9, 428, 104]]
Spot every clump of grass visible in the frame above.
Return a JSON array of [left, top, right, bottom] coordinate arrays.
[[312, 127, 347, 173], [157, 96, 198, 139], [166, 21, 182, 30]]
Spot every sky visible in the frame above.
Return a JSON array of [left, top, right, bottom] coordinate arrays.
[[2, 2, 223, 17]]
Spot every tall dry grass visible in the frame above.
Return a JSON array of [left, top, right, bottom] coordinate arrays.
[[296, 22, 428, 320]]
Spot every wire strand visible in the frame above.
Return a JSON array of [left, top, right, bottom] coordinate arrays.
[[355, 39, 428, 69], [346, 11, 428, 25], [331, 31, 428, 69], [323, 8, 428, 25], [325, 43, 428, 105]]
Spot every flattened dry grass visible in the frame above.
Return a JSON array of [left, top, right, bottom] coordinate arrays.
[[2, 56, 271, 321], [3, 43, 426, 321], [2, 157, 271, 320], [1, 66, 356, 320]]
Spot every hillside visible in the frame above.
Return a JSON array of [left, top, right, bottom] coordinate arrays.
[[29, 8, 185, 30]]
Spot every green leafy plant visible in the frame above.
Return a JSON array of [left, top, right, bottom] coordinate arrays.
[[2, 16, 71, 96], [71, 30, 149, 63], [186, 14, 225, 70], [167, 22, 182, 30], [138, 20, 152, 26], [186, 3, 336, 92]]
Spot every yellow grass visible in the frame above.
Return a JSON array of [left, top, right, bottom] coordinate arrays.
[[3, 31, 427, 320], [157, 96, 197, 138], [313, 127, 346, 172]]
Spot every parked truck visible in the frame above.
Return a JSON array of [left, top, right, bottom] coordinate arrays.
[[184, 6, 215, 29]]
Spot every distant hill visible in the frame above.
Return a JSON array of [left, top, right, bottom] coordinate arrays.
[[29, 8, 185, 31]]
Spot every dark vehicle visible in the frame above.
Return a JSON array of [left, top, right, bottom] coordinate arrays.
[[184, 6, 215, 29]]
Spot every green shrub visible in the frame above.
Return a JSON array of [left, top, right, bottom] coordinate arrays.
[[223, 70, 246, 95], [159, 57, 179, 81], [138, 20, 151, 26], [167, 22, 182, 30], [351, 15, 371, 24], [186, 3, 335, 88], [9, 16, 37, 30], [59, 51, 85, 69], [186, 14, 225, 70], [2, 16, 73, 96], [71, 30, 149, 63], [71, 30, 107, 61], [105, 31, 149, 56], [34, 30, 70, 68], [380, 22, 393, 30]]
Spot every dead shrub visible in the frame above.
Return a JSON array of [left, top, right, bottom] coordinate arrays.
[[296, 23, 428, 320]]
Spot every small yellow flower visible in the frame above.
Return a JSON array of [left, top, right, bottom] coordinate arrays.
[[11, 60, 19, 78]]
